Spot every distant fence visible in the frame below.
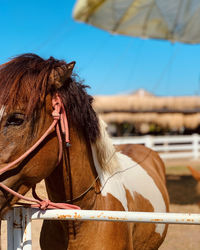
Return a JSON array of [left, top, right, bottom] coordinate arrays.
[[112, 134, 200, 160]]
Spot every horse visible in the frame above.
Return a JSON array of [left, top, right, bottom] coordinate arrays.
[[0, 53, 169, 250], [188, 166, 200, 183], [188, 166, 200, 207]]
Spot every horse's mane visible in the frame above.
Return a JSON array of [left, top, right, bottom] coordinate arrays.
[[93, 118, 120, 174], [0, 53, 99, 142]]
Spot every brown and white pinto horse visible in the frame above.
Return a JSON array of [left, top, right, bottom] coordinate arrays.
[[188, 166, 200, 205], [0, 54, 169, 250]]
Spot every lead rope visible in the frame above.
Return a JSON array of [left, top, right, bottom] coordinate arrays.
[[0, 94, 80, 210]]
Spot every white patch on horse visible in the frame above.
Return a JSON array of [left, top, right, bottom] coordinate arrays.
[[92, 147, 166, 236], [0, 106, 5, 122]]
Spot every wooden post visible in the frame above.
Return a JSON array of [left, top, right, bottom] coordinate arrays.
[[192, 134, 199, 159]]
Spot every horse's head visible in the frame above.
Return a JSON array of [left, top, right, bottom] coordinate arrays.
[[0, 54, 94, 215]]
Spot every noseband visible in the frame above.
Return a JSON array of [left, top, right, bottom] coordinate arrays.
[[0, 94, 80, 210]]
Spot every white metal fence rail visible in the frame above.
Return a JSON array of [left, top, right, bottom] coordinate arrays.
[[3, 207, 200, 250], [112, 134, 200, 160]]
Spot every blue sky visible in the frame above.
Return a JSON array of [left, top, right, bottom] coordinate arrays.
[[1, 0, 200, 97]]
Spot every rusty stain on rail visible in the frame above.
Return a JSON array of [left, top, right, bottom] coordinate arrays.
[[151, 219, 164, 222]]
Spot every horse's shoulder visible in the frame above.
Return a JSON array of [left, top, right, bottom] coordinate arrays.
[[116, 143, 169, 210], [116, 143, 166, 183]]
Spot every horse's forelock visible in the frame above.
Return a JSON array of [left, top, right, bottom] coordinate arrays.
[[0, 54, 64, 116], [0, 106, 5, 122], [0, 53, 100, 143]]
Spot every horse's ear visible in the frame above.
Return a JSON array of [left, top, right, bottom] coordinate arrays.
[[67, 61, 76, 76], [49, 61, 76, 89]]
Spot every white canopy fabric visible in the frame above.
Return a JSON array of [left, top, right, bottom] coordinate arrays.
[[73, 0, 200, 44]]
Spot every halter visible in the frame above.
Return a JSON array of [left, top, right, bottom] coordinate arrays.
[[0, 94, 80, 210]]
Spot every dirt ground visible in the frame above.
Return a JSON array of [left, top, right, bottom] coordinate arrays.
[[160, 175, 200, 250], [1, 169, 200, 249]]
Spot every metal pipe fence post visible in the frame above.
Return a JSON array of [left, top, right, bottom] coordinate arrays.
[[13, 207, 23, 250], [6, 209, 14, 250], [22, 208, 32, 250]]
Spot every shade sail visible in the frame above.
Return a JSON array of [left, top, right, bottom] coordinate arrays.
[[73, 0, 200, 44]]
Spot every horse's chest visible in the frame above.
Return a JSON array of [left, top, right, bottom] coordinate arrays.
[[67, 220, 130, 250]]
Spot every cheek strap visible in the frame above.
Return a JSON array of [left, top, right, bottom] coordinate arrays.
[[0, 93, 80, 210]]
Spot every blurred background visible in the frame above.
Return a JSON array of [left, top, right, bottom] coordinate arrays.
[[2, 0, 200, 138], [1, 0, 200, 97]]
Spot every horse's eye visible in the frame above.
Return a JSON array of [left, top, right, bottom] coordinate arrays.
[[6, 113, 25, 126]]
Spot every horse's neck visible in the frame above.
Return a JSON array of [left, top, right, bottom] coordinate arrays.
[[45, 126, 97, 208]]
